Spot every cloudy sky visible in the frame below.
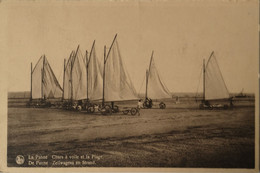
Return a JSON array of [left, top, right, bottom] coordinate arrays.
[[0, 0, 258, 93]]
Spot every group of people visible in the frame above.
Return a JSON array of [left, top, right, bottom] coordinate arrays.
[[64, 97, 156, 115]]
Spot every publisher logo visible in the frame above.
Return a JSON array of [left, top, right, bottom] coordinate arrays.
[[16, 155, 25, 165]]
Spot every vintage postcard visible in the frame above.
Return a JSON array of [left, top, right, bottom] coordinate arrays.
[[0, 0, 259, 172]]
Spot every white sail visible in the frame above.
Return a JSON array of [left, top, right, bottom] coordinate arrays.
[[147, 54, 172, 99], [43, 59, 63, 98], [32, 55, 62, 99], [32, 56, 44, 99], [72, 48, 87, 100], [104, 36, 138, 101], [87, 41, 103, 100], [63, 47, 87, 101], [63, 52, 74, 100], [205, 53, 229, 100]]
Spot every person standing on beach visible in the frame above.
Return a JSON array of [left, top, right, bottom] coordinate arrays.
[[137, 99, 142, 115]]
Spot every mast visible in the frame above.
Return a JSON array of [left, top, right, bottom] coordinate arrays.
[[105, 34, 117, 60], [70, 55, 73, 102], [145, 70, 149, 99], [68, 51, 75, 102], [62, 59, 66, 101], [30, 62, 32, 101], [149, 51, 154, 72], [75, 45, 80, 55], [102, 45, 106, 106], [41, 55, 46, 100], [86, 50, 89, 100], [203, 59, 205, 102], [102, 34, 117, 106]]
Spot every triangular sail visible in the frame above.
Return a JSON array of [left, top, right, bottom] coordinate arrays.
[[205, 52, 229, 100], [43, 58, 63, 98], [63, 47, 87, 101], [32, 56, 44, 99], [147, 53, 172, 99], [87, 41, 103, 100], [72, 48, 87, 100], [32, 56, 63, 99], [104, 36, 138, 101]]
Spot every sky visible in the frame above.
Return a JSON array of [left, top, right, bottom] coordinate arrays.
[[0, 0, 258, 94]]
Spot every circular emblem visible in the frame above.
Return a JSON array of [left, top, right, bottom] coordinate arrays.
[[16, 155, 25, 165]]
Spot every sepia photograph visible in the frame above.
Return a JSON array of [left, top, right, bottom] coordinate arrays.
[[0, 0, 259, 172]]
